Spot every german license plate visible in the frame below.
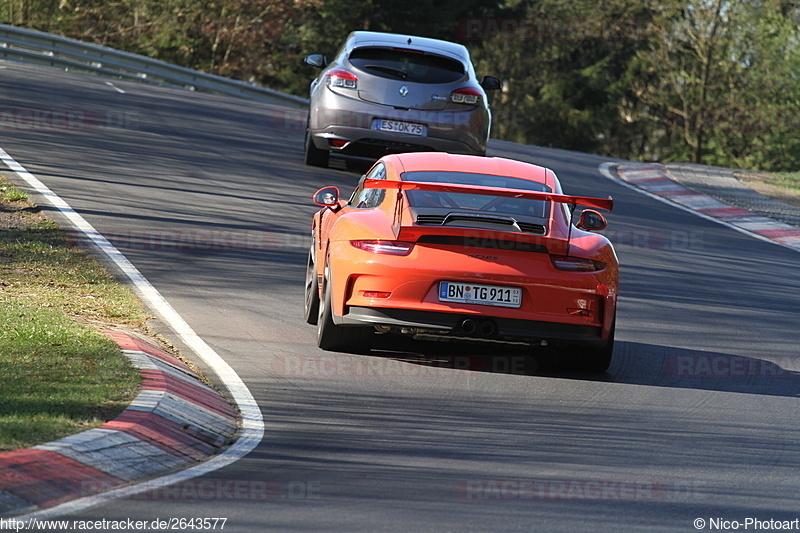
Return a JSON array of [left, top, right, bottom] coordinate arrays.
[[374, 119, 426, 136], [438, 281, 522, 308]]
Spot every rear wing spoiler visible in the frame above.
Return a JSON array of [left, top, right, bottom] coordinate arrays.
[[363, 179, 613, 211]]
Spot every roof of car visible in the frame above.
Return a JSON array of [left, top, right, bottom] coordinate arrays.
[[346, 31, 470, 63], [386, 152, 554, 187]]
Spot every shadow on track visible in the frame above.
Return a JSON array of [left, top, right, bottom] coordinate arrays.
[[364, 333, 800, 399]]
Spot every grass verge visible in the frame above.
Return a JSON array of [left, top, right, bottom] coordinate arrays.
[[773, 171, 800, 195], [1, 174, 149, 451], [735, 170, 800, 209]]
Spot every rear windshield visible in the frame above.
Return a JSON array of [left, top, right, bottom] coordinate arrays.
[[349, 47, 465, 84], [401, 171, 551, 218]]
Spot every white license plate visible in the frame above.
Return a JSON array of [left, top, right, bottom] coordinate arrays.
[[374, 119, 426, 136], [438, 281, 522, 308]]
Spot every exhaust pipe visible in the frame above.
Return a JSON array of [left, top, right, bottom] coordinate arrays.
[[460, 318, 478, 335], [479, 320, 496, 337], [459, 318, 497, 338]]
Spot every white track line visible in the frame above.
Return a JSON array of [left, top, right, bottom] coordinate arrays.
[[105, 81, 126, 94], [0, 146, 265, 518], [598, 162, 800, 254]]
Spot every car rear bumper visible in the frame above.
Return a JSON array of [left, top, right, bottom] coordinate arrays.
[[310, 127, 484, 157], [326, 239, 617, 344], [337, 306, 606, 345], [308, 92, 490, 155]]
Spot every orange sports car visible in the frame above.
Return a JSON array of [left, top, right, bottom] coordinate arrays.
[[304, 152, 618, 371]]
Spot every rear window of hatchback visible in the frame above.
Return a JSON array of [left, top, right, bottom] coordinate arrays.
[[348, 47, 466, 84]]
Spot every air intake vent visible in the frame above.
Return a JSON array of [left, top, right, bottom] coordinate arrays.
[[415, 214, 546, 235], [518, 222, 546, 235], [446, 214, 515, 227], [416, 214, 447, 225], [417, 235, 548, 253]]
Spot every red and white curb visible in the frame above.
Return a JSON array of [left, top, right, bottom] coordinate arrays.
[[0, 331, 239, 516], [1, 146, 262, 521], [601, 163, 800, 253]]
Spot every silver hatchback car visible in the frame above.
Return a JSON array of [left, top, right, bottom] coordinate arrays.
[[302, 31, 500, 168]]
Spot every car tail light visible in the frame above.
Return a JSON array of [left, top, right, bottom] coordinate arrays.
[[325, 69, 358, 89], [351, 240, 414, 256], [450, 88, 482, 105], [550, 255, 606, 272], [391, 47, 425, 54]]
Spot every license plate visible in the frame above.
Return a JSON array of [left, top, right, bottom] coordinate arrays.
[[439, 281, 522, 308], [373, 119, 426, 136]]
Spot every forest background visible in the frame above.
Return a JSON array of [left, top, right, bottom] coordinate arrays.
[[3, 0, 799, 171]]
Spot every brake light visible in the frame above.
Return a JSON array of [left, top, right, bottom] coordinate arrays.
[[325, 69, 358, 89], [550, 255, 606, 272], [391, 47, 425, 54], [450, 88, 482, 105], [350, 240, 414, 256]]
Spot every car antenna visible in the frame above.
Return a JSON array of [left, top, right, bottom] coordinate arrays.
[[407, 38, 412, 45]]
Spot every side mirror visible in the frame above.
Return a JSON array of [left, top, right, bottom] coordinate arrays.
[[576, 209, 607, 231], [304, 53, 327, 68], [480, 75, 502, 91], [313, 187, 340, 207]]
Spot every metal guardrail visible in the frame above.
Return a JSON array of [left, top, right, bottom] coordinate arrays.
[[0, 24, 309, 107]]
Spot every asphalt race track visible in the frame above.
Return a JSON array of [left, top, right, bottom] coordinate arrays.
[[2, 62, 800, 532]]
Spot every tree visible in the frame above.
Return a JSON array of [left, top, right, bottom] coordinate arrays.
[[634, 0, 800, 170], [468, 0, 659, 158], [4, 0, 799, 171]]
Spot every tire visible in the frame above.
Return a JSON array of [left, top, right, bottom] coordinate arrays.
[[304, 129, 329, 168], [303, 244, 320, 325], [317, 272, 373, 353], [564, 320, 615, 373]]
